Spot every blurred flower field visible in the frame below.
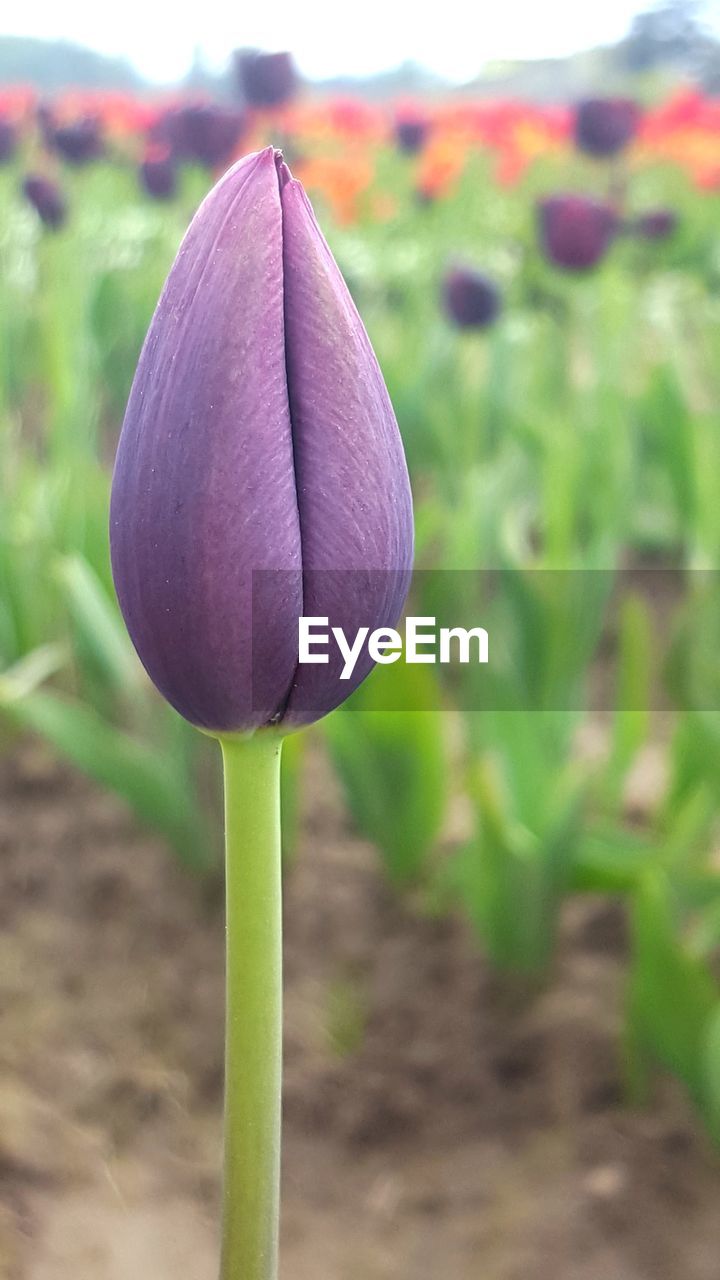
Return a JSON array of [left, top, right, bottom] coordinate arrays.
[[3, 72, 720, 1179]]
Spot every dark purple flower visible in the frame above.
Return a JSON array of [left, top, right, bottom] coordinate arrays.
[[147, 107, 178, 152], [394, 114, 430, 155], [139, 150, 178, 201], [110, 148, 413, 734], [632, 208, 678, 240], [50, 117, 104, 166], [443, 266, 501, 329], [158, 104, 245, 170], [234, 50, 298, 109], [22, 174, 67, 230], [538, 194, 617, 272], [0, 118, 17, 165], [575, 98, 640, 158]]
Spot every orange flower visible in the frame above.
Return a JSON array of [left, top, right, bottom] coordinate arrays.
[[693, 163, 720, 192], [635, 90, 720, 186], [295, 149, 375, 224], [416, 132, 469, 199], [495, 147, 529, 189], [283, 98, 385, 147]]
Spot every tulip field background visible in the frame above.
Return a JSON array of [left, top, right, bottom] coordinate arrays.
[[4, 74, 720, 1279]]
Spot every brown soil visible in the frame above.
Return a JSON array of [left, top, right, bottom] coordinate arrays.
[[1, 736, 719, 1280]]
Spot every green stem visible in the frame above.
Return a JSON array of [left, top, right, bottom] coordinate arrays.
[[219, 730, 283, 1280]]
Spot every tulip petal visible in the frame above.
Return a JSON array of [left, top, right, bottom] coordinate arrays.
[[277, 165, 413, 721], [111, 149, 302, 731]]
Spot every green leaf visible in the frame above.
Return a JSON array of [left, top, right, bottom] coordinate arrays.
[[604, 593, 653, 808], [323, 663, 448, 883], [0, 643, 68, 703], [55, 553, 143, 697], [1, 688, 211, 871], [455, 756, 585, 973], [628, 875, 718, 1111], [572, 825, 660, 893]]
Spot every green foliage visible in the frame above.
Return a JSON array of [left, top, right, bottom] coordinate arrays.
[[323, 663, 449, 883], [627, 874, 720, 1128], [1, 122, 720, 1147], [454, 715, 586, 972], [56, 553, 143, 701], [604, 593, 654, 807], [0, 677, 211, 870]]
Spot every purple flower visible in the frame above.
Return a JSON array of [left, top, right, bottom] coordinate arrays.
[[538, 194, 617, 272], [139, 150, 178, 201], [394, 114, 430, 155], [443, 266, 501, 329], [110, 148, 413, 734], [575, 98, 640, 158], [632, 208, 678, 240], [0, 118, 17, 165], [49, 117, 104, 166], [157, 104, 245, 170], [234, 50, 298, 109], [22, 174, 67, 230]]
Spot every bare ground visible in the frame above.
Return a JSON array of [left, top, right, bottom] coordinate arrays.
[[0, 736, 718, 1280]]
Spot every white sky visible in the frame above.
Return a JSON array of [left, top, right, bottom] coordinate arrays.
[[0, 1, 691, 82]]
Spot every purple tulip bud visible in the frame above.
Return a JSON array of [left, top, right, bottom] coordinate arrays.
[[632, 208, 678, 241], [159, 104, 245, 170], [394, 115, 430, 155], [22, 174, 67, 230], [110, 148, 413, 734], [575, 98, 640, 158], [234, 50, 298, 109], [139, 150, 178, 201], [538, 194, 617, 272], [50, 117, 104, 166], [442, 266, 501, 329], [0, 118, 17, 165]]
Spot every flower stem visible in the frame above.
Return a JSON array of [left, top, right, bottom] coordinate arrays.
[[219, 730, 283, 1280]]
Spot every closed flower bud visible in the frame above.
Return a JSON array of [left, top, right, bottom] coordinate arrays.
[[22, 174, 67, 230], [139, 148, 177, 200], [632, 208, 678, 240], [50, 117, 104, 165], [575, 98, 640, 158], [538, 193, 617, 272], [110, 148, 413, 734], [0, 118, 17, 165], [442, 265, 501, 329], [394, 113, 430, 155], [234, 50, 298, 109], [159, 104, 245, 170]]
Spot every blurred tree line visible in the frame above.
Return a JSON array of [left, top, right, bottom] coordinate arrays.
[[0, 36, 142, 91], [623, 0, 720, 89], [0, 0, 717, 96]]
